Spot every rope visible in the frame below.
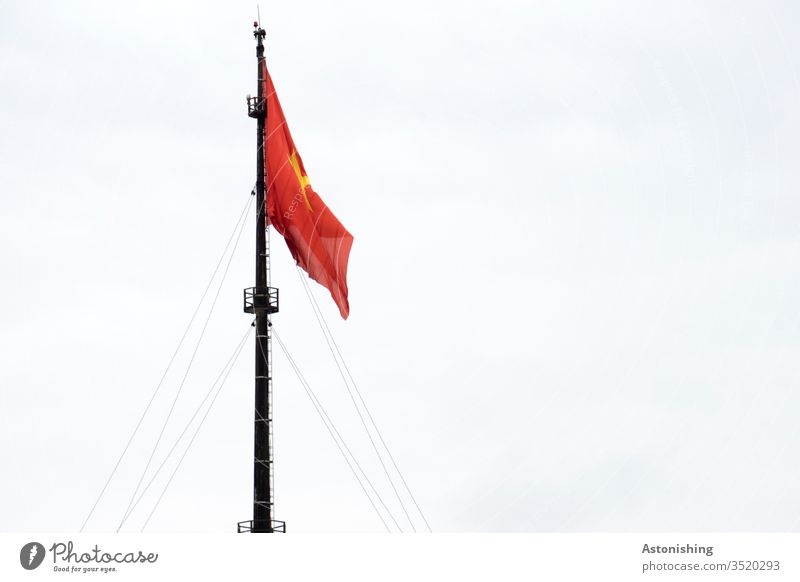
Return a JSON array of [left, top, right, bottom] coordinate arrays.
[[272, 329, 398, 532], [80, 191, 253, 532], [139, 323, 253, 531], [117, 323, 254, 529], [296, 267, 433, 532], [116, 193, 254, 532]]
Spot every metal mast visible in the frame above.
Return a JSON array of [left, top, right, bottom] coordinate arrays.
[[239, 22, 284, 534]]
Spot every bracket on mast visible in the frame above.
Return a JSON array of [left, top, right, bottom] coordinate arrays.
[[253, 22, 266, 41]]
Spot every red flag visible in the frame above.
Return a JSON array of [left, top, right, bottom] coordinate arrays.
[[262, 63, 353, 319]]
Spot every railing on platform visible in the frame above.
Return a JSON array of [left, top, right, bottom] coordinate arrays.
[[243, 286, 279, 314], [237, 519, 286, 533]]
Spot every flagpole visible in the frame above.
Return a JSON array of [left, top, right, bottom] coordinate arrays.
[[239, 22, 284, 534]]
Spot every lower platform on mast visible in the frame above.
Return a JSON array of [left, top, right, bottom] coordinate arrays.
[[243, 286, 279, 314]]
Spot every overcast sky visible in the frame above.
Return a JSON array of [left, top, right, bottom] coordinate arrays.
[[2, 0, 800, 533]]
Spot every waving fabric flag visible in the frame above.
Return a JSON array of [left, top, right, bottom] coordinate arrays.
[[262, 62, 354, 319]]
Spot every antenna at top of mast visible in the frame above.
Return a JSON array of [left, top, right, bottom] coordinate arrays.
[[253, 6, 265, 45]]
